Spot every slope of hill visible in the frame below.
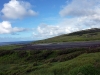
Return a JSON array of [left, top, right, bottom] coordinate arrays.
[[0, 45, 100, 75], [32, 28, 100, 44]]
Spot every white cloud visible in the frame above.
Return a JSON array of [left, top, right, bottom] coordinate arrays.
[[34, 24, 65, 37], [0, 21, 27, 34], [33, 18, 99, 39], [1, 0, 38, 19], [33, 0, 100, 39], [33, 21, 81, 39], [59, 0, 100, 17]]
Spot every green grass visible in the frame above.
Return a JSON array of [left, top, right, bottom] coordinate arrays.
[[0, 45, 100, 75], [29, 52, 100, 75], [0, 45, 23, 50]]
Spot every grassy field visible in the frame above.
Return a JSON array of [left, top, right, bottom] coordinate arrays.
[[32, 28, 100, 44], [0, 45, 100, 75]]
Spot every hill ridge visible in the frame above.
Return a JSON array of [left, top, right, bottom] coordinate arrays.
[[33, 28, 100, 44]]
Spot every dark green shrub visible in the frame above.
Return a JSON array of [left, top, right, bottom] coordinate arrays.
[[86, 47, 100, 53], [56, 48, 85, 56], [32, 62, 38, 66], [38, 50, 53, 60], [0, 50, 14, 56], [29, 50, 41, 55], [16, 51, 28, 58], [25, 50, 53, 62], [69, 64, 100, 75], [46, 51, 85, 63], [45, 58, 57, 63]]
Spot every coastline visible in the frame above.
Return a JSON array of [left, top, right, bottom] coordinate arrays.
[[0, 41, 33, 46]]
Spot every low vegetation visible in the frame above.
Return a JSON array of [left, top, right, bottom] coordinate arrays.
[[0, 45, 100, 75]]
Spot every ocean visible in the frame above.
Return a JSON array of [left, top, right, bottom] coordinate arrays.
[[0, 41, 33, 46]]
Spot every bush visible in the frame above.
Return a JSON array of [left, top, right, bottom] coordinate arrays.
[[45, 58, 57, 63], [16, 51, 28, 58], [0, 50, 14, 56], [38, 50, 53, 59], [29, 50, 41, 55], [45, 51, 85, 63], [86, 47, 100, 53], [69, 64, 100, 75], [25, 50, 53, 62]]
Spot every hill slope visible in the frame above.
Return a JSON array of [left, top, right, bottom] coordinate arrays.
[[0, 45, 100, 75], [33, 28, 100, 44]]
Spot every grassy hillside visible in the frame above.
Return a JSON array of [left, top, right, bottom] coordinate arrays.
[[0, 28, 100, 75], [0, 45, 100, 75], [32, 28, 100, 44]]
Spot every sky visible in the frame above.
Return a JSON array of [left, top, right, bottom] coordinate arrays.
[[0, 0, 100, 42]]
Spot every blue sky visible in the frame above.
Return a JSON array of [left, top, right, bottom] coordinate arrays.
[[0, 0, 100, 42]]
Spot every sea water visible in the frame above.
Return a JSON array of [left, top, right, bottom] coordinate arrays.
[[0, 41, 32, 46]]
